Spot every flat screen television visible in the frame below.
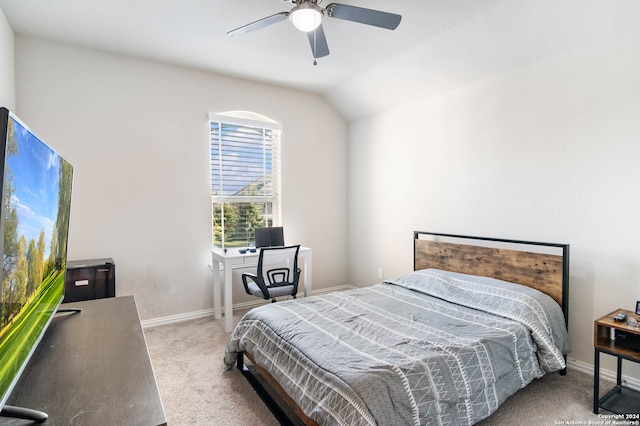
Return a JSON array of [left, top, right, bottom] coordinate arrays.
[[0, 107, 74, 422]]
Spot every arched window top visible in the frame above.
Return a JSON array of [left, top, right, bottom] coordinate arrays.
[[210, 111, 282, 131]]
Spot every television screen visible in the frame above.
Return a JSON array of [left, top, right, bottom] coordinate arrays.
[[0, 107, 74, 417]]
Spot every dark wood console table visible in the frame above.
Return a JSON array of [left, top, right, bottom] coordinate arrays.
[[2, 296, 166, 425]]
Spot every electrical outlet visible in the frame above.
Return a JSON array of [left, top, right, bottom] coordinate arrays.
[[378, 268, 384, 280]]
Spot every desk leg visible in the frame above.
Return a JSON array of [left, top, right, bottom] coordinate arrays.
[[212, 258, 221, 321], [303, 251, 313, 297], [593, 349, 600, 414], [224, 260, 233, 333]]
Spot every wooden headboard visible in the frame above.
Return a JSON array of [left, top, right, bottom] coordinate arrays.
[[414, 231, 570, 325]]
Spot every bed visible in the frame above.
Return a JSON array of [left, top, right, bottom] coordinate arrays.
[[224, 232, 571, 425]]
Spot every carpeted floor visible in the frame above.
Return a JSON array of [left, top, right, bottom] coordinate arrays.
[[144, 313, 608, 425]]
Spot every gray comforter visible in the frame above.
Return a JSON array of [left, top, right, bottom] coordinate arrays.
[[224, 269, 570, 425]]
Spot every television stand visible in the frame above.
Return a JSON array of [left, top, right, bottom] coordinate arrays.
[[0, 405, 47, 423], [5, 296, 166, 425]]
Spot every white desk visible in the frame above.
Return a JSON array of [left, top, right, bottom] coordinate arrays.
[[212, 246, 312, 332]]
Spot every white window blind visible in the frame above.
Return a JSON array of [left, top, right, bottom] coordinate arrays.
[[210, 114, 282, 248]]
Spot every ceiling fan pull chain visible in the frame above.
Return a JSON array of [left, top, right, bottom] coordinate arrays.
[[313, 27, 318, 66]]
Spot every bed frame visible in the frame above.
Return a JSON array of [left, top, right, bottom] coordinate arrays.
[[237, 231, 570, 426]]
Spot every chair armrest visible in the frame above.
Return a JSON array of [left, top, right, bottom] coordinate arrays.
[[241, 272, 269, 299]]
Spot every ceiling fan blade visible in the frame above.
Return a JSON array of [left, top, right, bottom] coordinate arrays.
[[227, 12, 289, 37], [325, 3, 401, 30], [307, 24, 330, 58]]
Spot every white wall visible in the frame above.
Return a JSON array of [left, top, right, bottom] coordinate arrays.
[[347, 13, 640, 378], [15, 37, 348, 321], [0, 6, 14, 110]]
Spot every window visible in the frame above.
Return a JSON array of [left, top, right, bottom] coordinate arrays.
[[210, 113, 282, 248]]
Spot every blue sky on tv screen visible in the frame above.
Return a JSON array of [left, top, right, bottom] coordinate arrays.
[[7, 117, 61, 259]]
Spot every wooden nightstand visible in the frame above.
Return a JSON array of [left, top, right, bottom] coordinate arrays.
[[593, 309, 640, 415]]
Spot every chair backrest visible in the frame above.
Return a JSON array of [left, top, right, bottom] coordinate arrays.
[[257, 245, 300, 286]]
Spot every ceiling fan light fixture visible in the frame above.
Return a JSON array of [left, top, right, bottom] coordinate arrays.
[[290, 2, 322, 32]]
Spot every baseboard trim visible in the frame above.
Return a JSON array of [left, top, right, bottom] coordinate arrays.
[[141, 308, 215, 328], [567, 357, 640, 391], [303, 285, 356, 295], [141, 284, 357, 329]]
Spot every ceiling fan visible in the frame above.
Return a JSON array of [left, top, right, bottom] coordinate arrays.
[[227, 0, 402, 64]]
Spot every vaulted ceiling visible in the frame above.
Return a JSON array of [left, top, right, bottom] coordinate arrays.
[[1, 0, 637, 121]]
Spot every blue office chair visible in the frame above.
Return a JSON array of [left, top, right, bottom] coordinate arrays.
[[241, 245, 301, 303]]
